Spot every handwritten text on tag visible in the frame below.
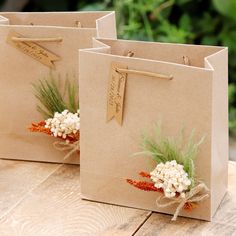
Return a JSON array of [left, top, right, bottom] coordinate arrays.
[[6, 31, 60, 69], [107, 62, 128, 125]]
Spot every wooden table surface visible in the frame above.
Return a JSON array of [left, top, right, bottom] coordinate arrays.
[[0, 159, 236, 236]]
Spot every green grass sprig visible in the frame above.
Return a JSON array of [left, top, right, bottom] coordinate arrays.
[[32, 73, 79, 119], [139, 125, 205, 188]]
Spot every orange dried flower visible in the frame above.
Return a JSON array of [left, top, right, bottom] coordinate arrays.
[[65, 131, 80, 143], [139, 171, 151, 178], [29, 121, 80, 143], [127, 171, 197, 213], [29, 121, 52, 135], [184, 202, 197, 211]]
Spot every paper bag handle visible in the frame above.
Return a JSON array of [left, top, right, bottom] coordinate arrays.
[[116, 67, 173, 80], [11, 36, 63, 43]]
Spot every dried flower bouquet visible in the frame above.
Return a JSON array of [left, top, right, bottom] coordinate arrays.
[[29, 73, 80, 159], [127, 125, 209, 221]]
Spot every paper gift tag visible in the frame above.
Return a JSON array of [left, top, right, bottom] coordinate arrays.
[[6, 31, 61, 69], [107, 62, 128, 125]]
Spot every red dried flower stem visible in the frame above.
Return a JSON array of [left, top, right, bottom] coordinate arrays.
[[29, 121, 51, 135], [29, 121, 80, 143], [139, 171, 151, 178], [127, 175, 197, 212], [126, 179, 163, 192], [183, 202, 196, 211]]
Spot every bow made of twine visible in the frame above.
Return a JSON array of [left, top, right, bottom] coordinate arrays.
[[53, 140, 80, 161], [156, 182, 209, 221]]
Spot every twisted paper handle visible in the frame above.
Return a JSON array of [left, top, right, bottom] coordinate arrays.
[[11, 36, 63, 43], [53, 140, 80, 161], [116, 68, 173, 80], [156, 182, 209, 221]]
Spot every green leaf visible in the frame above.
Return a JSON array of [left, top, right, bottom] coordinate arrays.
[[201, 36, 218, 45], [213, 0, 236, 21], [179, 14, 192, 32], [139, 126, 204, 188], [220, 30, 236, 51], [80, 2, 107, 11], [32, 73, 79, 119], [175, 0, 192, 5], [229, 84, 236, 105]]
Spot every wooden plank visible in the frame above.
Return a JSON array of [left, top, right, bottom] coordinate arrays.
[[134, 213, 236, 236], [135, 161, 236, 235], [0, 159, 59, 218], [0, 164, 150, 236], [1, 160, 235, 235]]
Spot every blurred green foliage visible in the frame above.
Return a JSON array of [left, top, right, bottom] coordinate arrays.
[[0, 0, 235, 134], [81, 0, 236, 135]]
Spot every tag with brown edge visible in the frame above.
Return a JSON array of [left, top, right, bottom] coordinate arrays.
[[107, 62, 128, 125], [6, 31, 60, 69]]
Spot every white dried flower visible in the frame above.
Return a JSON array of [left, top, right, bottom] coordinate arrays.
[[45, 109, 80, 140], [150, 160, 191, 198]]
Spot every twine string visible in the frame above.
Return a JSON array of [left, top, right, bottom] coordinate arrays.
[[53, 140, 80, 161], [156, 182, 209, 221], [125, 50, 134, 57], [75, 20, 82, 28], [183, 55, 190, 65]]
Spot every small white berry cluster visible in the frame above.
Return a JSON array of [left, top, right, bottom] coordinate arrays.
[[150, 160, 191, 199], [45, 109, 80, 139]]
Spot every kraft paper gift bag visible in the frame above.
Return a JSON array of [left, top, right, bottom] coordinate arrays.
[[0, 12, 116, 164], [79, 38, 228, 221]]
